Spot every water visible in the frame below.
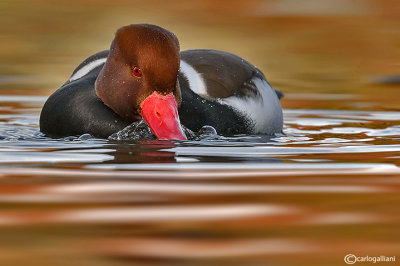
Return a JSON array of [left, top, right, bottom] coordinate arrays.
[[0, 92, 398, 265], [1, 0, 400, 265]]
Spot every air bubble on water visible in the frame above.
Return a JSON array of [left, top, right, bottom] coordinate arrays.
[[78, 134, 93, 141]]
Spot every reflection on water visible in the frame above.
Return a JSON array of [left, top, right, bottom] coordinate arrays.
[[0, 93, 398, 265], [0, 0, 399, 265]]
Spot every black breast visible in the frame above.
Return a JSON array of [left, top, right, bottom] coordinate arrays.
[[39, 68, 129, 138]]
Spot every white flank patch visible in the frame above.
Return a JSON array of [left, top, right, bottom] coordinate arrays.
[[219, 78, 283, 134], [69, 57, 107, 82], [179, 60, 207, 96]]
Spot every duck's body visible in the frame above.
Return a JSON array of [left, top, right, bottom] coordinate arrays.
[[178, 49, 283, 135], [40, 24, 283, 139], [40, 50, 130, 138]]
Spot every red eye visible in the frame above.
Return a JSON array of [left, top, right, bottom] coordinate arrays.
[[133, 66, 142, 77]]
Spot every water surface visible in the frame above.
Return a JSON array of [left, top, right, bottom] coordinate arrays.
[[0, 93, 399, 265]]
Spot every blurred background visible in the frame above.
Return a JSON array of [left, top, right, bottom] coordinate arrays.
[[0, 1, 399, 266], [0, 0, 398, 108]]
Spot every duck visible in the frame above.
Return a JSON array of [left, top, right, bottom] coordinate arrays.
[[40, 24, 283, 140]]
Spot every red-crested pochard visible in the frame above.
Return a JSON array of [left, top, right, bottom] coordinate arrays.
[[40, 24, 283, 140]]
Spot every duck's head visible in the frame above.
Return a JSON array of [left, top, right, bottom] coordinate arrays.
[[95, 24, 186, 140]]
